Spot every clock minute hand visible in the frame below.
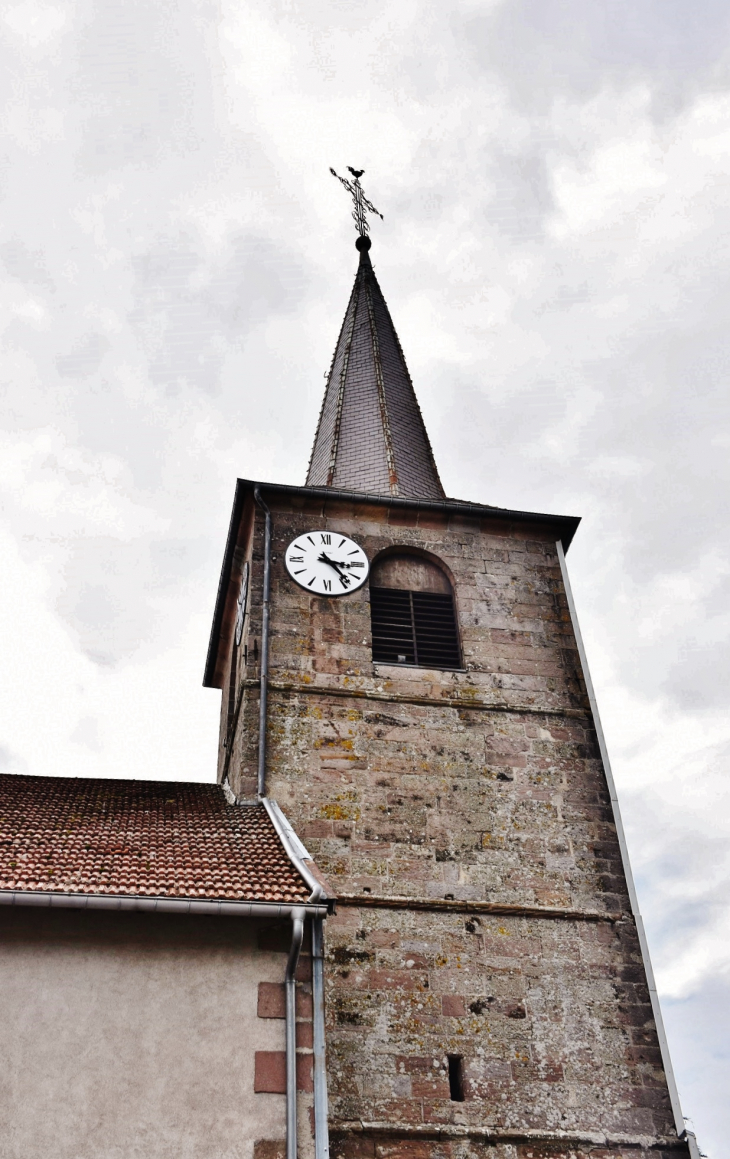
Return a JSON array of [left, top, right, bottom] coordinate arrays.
[[324, 557, 360, 570], [318, 552, 347, 577]]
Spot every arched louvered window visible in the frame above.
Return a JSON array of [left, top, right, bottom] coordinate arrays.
[[369, 553, 462, 670]]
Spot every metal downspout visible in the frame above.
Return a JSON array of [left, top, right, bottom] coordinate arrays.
[[254, 486, 272, 799], [555, 540, 699, 1156], [311, 916, 330, 1159], [286, 907, 305, 1159]]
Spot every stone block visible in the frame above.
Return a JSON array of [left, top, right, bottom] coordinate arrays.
[[258, 982, 285, 1018], [297, 1022, 314, 1049], [254, 1051, 286, 1093], [441, 995, 466, 1017], [253, 1141, 285, 1159]]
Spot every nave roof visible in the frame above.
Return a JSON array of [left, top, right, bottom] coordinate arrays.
[[0, 774, 325, 908]]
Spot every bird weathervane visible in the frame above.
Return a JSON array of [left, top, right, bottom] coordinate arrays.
[[330, 167, 383, 238]]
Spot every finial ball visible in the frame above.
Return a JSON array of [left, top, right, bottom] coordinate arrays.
[[355, 235, 372, 252]]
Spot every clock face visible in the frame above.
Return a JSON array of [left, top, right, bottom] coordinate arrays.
[[285, 531, 369, 596], [235, 562, 249, 646]]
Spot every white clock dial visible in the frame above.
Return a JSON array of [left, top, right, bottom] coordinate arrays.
[[285, 531, 369, 596]]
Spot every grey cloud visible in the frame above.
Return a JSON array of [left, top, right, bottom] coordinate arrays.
[[662, 636, 730, 712], [662, 977, 730, 1159], [55, 534, 210, 667], [130, 239, 226, 396], [432, 198, 730, 570], [488, 148, 555, 241], [129, 231, 308, 395], [425, 171, 730, 718], [620, 736, 730, 941], [1, 241, 55, 290], [73, 0, 214, 173], [70, 716, 104, 752], [464, 0, 730, 114], [0, 746, 27, 773], [624, 762, 730, 1158], [56, 334, 110, 378]]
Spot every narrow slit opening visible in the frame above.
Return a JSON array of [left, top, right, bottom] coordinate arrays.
[[447, 1055, 464, 1102]]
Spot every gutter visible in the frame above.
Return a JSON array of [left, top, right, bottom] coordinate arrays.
[[254, 485, 273, 798], [0, 890, 328, 920], [262, 798, 329, 907], [243, 478, 580, 541], [311, 916, 330, 1159], [283, 906, 331, 1159], [556, 541, 700, 1159], [285, 908, 305, 1159]]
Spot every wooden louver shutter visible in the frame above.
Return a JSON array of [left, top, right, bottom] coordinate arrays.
[[369, 587, 461, 670]]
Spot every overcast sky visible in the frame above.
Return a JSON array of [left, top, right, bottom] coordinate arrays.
[[1, 0, 729, 1150]]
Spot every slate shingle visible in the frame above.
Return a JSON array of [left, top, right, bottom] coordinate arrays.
[[306, 239, 445, 500]]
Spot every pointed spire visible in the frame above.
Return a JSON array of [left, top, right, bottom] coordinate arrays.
[[306, 236, 445, 500]]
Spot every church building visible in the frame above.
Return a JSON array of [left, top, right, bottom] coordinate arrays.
[[0, 175, 699, 1159]]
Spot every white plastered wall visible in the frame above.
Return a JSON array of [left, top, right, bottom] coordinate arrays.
[[0, 907, 288, 1159]]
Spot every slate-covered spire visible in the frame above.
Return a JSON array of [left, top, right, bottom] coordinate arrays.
[[306, 236, 445, 500]]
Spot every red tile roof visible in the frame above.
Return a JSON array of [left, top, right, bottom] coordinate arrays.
[[0, 775, 312, 904]]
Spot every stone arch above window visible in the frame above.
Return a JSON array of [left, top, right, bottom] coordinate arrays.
[[369, 553, 452, 595], [369, 550, 462, 670]]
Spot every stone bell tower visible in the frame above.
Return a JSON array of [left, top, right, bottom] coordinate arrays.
[[204, 188, 698, 1159]]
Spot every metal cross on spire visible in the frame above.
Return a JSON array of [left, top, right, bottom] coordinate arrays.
[[330, 167, 383, 238]]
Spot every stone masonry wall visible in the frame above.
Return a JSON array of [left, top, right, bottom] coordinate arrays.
[[218, 491, 686, 1158]]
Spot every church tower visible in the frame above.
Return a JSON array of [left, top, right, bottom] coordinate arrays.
[[204, 176, 697, 1159]]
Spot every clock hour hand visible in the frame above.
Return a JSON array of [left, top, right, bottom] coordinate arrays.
[[317, 553, 353, 587], [318, 551, 347, 577]]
